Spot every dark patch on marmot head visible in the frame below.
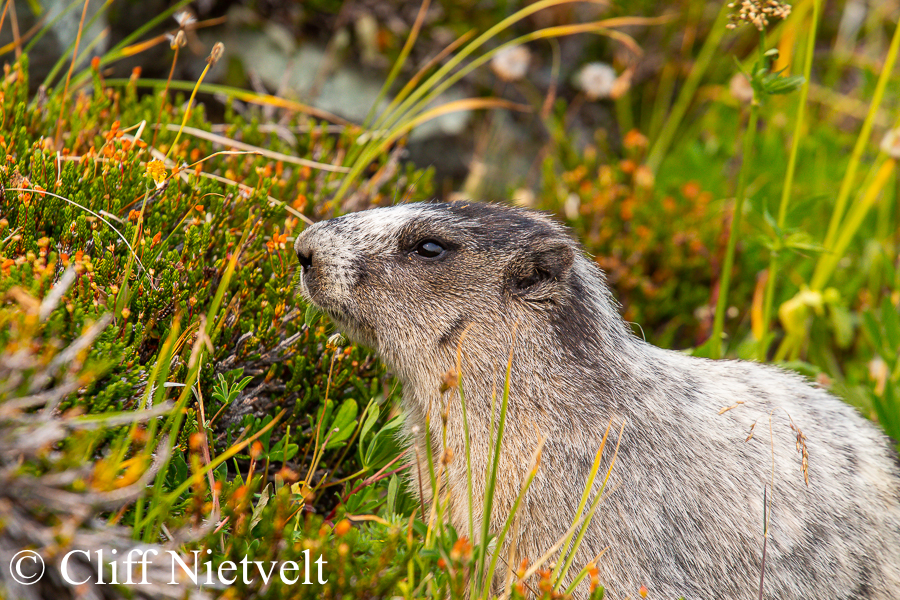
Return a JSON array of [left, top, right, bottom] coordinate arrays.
[[545, 272, 605, 366], [294, 201, 625, 375], [438, 315, 469, 349]]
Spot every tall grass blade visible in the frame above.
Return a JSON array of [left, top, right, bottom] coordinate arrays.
[[551, 420, 612, 588], [556, 420, 625, 589], [477, 328, 517, 594], [758, 0, 821, 360], [818, 16, 900, 257]]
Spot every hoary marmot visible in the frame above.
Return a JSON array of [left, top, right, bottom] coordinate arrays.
[[294, 201, 900, 599]]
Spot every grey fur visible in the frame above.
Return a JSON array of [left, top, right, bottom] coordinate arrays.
[[293, 201, 900, 599]]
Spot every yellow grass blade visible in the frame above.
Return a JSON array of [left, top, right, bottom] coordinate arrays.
[[162, 123, 349, 172]]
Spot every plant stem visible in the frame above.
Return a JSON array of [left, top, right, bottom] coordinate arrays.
[[710, 29, 766, 359], [710, 104, 758, 358], [757, 0, 821, 361], [775, 156, 898, 362], [814, 158, 897, 290]]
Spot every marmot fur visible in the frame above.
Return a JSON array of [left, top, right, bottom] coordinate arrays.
[[294, 201, 900, 599]]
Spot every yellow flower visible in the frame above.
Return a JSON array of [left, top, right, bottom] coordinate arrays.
[[778, 287, 829, 337], [146, 159, 167, 188]]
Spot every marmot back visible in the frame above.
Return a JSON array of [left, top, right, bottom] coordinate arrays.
[[294, 201, 900, 599]]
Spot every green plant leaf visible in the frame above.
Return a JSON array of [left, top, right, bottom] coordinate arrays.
[[359, 403, 380, 446], [386, 474, 399, 516], [765, 74, 805, 95], [305, 303, 322, 328], [325, 399, 358, 450]]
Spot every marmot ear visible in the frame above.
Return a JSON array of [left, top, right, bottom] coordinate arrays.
[[505, 241, 574, 303]]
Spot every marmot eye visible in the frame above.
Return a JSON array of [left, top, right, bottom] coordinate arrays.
[[413, 239, 446, 259]]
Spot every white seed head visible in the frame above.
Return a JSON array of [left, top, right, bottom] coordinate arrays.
[[173, 10, 197, 27], [490, 45, 531, 82], [576, 62, 616, 100]]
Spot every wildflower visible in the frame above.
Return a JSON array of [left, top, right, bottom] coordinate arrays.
[[145, 159, 167, 188], [778, 287, 825, 337], [265, 231, 288, 252], [576, 63, 616, 100], [880, 128, 900, 159], [869, 357, 888, 395], [634, 165, 655, 190], [334, 519, 351, 537], [727, 0, 792, 31], [623, 129, 649, 152], [491, 45, 531, 82], [277, 466, 299, 483], [449, 537, 472, 563]]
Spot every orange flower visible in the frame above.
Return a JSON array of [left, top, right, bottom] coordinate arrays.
[[589, 564, 600, 591], [449, 537, 472, 562], [146, 159, 167, 188], [334, 519, 351, 537]]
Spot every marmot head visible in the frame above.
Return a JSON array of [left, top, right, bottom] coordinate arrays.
[[294, 201, 628, 384]]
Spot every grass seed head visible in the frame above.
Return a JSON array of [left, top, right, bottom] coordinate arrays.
[[439, 368, 458, 394], [208, 42, 225, 66], [727, 0, 792, 30]]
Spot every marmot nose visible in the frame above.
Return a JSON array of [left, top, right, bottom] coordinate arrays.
[[297, 249, 313, 271]]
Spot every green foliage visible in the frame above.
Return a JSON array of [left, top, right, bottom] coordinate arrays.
[[535, 125, 741, 346], [0, 49, 432, 533]]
